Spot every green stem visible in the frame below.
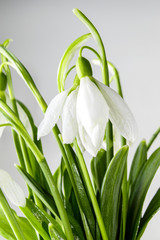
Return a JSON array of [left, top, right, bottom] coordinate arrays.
[[73, 8, 109, 86], [74, 140, 108, 240], [147, 127, 160, 150], [107, 62, 123, 97], [106, 121, 113, 168], [79, 46, 101, 60], [65, 65, 76, 80], [0, 189, 25, 240]]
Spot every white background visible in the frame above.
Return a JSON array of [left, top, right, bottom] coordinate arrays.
[[0, 0, 160, 239]]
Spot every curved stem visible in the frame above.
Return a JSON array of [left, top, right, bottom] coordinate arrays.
[[73, 8, 109, 86], [79, 45, 101, 61]]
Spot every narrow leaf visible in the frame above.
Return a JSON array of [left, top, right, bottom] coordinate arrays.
[[0, 205, 16, 240], [16, 165, 59, 219], [126, 147, 160, 240], [129, 140, 147, 187], [100, 146, 129, 240], [0, 203, 38, 240], [64, 145, 96, 238], [63, 169, 72, 201], [91, 149, 106, 192], [137, 188, 160, 239], [49, 223, 66, 240], [21, 199, 65, 240]]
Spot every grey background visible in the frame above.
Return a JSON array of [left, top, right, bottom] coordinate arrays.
[[0, 0, 160, 239]]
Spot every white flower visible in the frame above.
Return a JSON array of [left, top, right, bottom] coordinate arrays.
[[0, 169, 26, 207], [76, 77, 109, 156], [38, 76, 137, 156]]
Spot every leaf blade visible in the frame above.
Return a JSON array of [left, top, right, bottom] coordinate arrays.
[[100, 146, 129, 240], [126, 147, 160, 240]]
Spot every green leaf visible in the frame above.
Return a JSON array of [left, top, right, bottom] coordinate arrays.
[[129, 140, 147, 187], [16, 165, 59, 219], [63, 169, 72, 202], [64, 145, 96, 238], [53, 167, 62, 197], [0, 204, 38, 240], [100, 146, 129, 240], [16, 100, 47, 190], [20, 199, 50, 240], [137, 188, 160, 239], [0, 205, 16, 240], [126, 147, 160, 240], [91, 149, 106, 192], [67, 213, 85, 240], [57, 33, 91, 92], [17, 165, 85, 240], [21, 199, 66, 240], [49, 223, 66, 240], [70, 189, 81, 225], [16, 214, 38, 240]]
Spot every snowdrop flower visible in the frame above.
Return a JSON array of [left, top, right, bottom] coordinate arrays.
[[38, 57, 137, 156], [0, 169, 26, 207]]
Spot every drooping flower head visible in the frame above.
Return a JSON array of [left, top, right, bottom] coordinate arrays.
[[38, 56, 137, 156]]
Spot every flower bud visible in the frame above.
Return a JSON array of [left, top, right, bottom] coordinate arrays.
[[0, 72, 7, 91], [0, 169, 26, 207], [76, 57, 92, 79]]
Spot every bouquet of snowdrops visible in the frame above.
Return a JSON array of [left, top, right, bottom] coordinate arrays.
[[0, 8, 160, 240]]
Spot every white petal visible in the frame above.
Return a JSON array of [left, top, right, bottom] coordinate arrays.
[[92, 123, 107, 148], [0, 170, 12, 186], [79, 125, 98, 157], [62, 88, 79, 143], [77, 117, 99, 157], [38, 89, 69, 139], [76, 135, 85, 153], [96, 81, 138, 143], [0, 170, 26, 207], [76, 77, 109, 146]]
